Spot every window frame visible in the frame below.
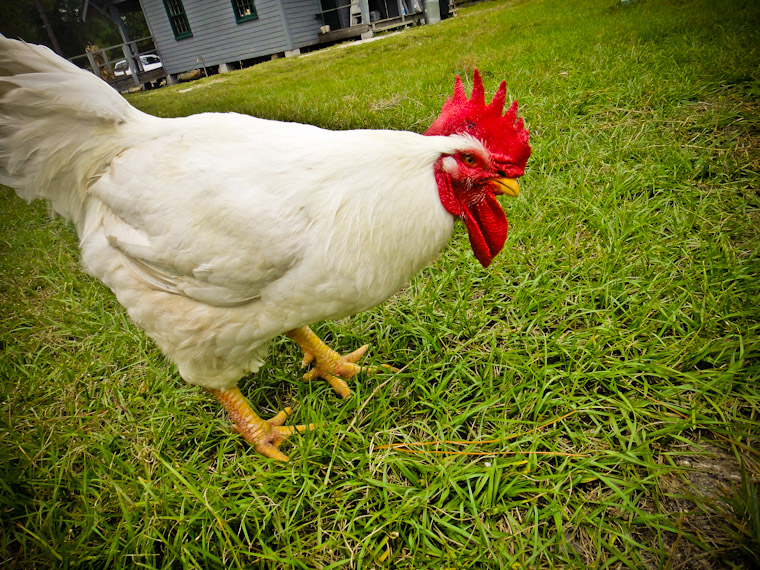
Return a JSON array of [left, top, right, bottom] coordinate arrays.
[[162, 0, 193, 40], [230, 0, 258, 24]]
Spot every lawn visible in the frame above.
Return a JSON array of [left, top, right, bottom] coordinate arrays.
[[1, 0, 759, 567]]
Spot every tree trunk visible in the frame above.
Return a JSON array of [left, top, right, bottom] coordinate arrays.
[[33, 0, 63, 55]]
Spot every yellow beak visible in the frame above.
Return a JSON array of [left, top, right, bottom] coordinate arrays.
[[491, 177, 520, 197]]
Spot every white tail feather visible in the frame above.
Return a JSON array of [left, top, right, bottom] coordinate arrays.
[[0, 37, 145, 231]]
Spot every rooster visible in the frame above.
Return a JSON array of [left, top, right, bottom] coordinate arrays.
[[0, 37, 531, 461]]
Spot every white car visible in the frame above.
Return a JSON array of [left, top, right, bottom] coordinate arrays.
[[113, 54, 162, 76]]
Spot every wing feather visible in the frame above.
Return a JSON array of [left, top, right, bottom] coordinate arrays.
[[88, 115, 315, 307]]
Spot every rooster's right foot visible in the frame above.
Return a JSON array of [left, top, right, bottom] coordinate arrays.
[[286, 326, 395, 398]]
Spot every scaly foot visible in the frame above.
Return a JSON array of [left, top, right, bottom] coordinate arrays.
[[286, 326, 373, 398], [207, 387, 313, 461]]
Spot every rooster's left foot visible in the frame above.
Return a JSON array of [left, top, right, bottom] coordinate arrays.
[[207, 387, 313, 461]]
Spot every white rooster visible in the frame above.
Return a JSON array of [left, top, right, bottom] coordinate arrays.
[[0, 38, 531, 460]]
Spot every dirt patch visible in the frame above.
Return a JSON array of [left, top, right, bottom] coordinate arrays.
[[636, 442, 759, 570], [176, 77, 228, 93]]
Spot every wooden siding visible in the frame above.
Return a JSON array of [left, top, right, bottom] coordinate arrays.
[[283, 0, 323, 46], [140, 0, 322, 75]]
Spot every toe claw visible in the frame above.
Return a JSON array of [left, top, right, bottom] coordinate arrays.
[[296, 422, 315, 433], [256, 443, 290, 462], [344, 344, 369, 364], [269, 407, 292, 426], [303, 368, 320, 382], [323, 373, 351, 399]]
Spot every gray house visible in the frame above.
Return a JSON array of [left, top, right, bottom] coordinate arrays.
[[139, 0, 429, 80]]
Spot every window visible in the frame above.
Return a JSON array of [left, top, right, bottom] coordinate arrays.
[[231, 0, 258, 23], [163, 0, 192, 40]]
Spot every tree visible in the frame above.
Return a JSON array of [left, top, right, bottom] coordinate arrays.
[[32, 0, 62, 54], [0, 0, 149, 58]]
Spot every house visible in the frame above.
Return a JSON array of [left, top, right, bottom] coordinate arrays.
[[139, 0, 431, 81]]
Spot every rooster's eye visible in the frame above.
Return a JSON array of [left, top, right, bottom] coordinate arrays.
[[462, 155, 476, 166]]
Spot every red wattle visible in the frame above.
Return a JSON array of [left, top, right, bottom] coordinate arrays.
[[461, 194, 508, 267]]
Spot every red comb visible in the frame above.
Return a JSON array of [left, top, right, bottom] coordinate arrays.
[[425, 69, 531, 173]]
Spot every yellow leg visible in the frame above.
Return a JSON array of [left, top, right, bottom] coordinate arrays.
[[286, 326, 369, 398], [207, 387, 313, 461]]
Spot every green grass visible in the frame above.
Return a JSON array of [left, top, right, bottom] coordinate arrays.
[[2, 0, 760, 567]]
